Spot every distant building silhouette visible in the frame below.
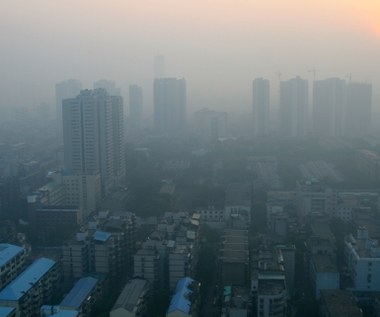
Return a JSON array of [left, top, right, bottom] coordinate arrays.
[[194, 108, 228, 141], [62, 89, 125, 194], [313, 78, 346, 137], [93, 79, 121, 96], [345, 82, 372, 137], [252, 78, 270, 136], [55, 79, 82, 138], [129, 85, 143, 131], [280, 77, 308, 137], [154, 78, 186, 135]]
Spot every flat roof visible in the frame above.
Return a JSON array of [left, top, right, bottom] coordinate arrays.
[[60, 277, 98, 309], [0, 258, 56, 301], [0, 244, 24, 268], [112, 279, 149, 313]]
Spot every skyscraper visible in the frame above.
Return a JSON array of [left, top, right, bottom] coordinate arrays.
[[312, 78, 346, 137], [129, 85, 143, 131], [252, 78, 270, 136], [345, 82, 372, 137], [280, 77, 308, 137], [55, 79, 82, 138], [62, 89, 125, 194], [154, 78, 186, 135]]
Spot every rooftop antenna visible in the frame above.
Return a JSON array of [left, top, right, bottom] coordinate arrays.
[[345, 73, 352, 82]]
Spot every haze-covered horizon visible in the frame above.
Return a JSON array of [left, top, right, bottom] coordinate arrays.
[[1, 0, 379, 113]]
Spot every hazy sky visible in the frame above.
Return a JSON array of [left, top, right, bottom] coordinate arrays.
[[1, 0, 379, 112]]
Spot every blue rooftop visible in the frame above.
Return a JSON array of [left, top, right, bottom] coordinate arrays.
[[93, 231, 111, 242], [167, 277, 195, 315], [0, 244, 24, 268], [41, 306, 79, 317], [0, 258, 56, 301], [0, 307, 15, 317], [60, 277, 98, 309]]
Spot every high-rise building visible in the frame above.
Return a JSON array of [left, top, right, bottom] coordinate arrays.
[[345, 82, 372, 137], [279, 77, 308, 137], [154, 78, 186, 135], [252, 78, 270, 136], [129, 85, 143, 131], [55, 79, 82, 138], [62, 89, 125, 194], [313, 78, 346, 137], [93, 79, 121, 96]]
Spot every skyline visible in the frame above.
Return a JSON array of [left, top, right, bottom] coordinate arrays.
[[0, 0, 379, 112]]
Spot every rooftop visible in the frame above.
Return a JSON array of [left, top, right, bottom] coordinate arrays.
[[0, 258, 56, 301], [111, 279, 149, 313], [0, 307, 15, 317], [312, 255, 338, 273], [60, 277, 98, 309], [93, 230, 111, 242], [321, 290, 362, 317], [0, 243, 24, 268], [167, 277, 196, 315]]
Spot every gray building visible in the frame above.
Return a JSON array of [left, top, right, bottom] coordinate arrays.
[[280, 77, 308, 137], [62, 89, 125, 194], [129, 85, 143, 131], [313, 78, 346, 137], [154, 78, 186, 135], [345, 82, 372, 137], [252, 78, 270, 136], [55, 79, 82, 138]]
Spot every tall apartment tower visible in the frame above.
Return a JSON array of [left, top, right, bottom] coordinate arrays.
[[62, 89, 125, 194], [345, 82, 372, 137], [129, 85, 143, 131], [280, 77, 308, 137], [55, 79, 82, 138], [313, 78, 346, 137], [252, 78, 270, 136], [154, 78, 186, 135]]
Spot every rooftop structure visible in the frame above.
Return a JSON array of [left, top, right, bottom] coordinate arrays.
[[110, 279, 151, 317], [320, 290, 363, 317], [167, 277, 199, 317], [0, 258, 56, 301], [60, 276, 99, 311], [0, 244, 24, 272]]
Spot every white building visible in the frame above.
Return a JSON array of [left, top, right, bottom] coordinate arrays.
[[257, 273, 287, 317], [310, 255, 340, 299], [62, 89, 125, 194], [296, 180, 337, 223], [345, 227, 380, 292]]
